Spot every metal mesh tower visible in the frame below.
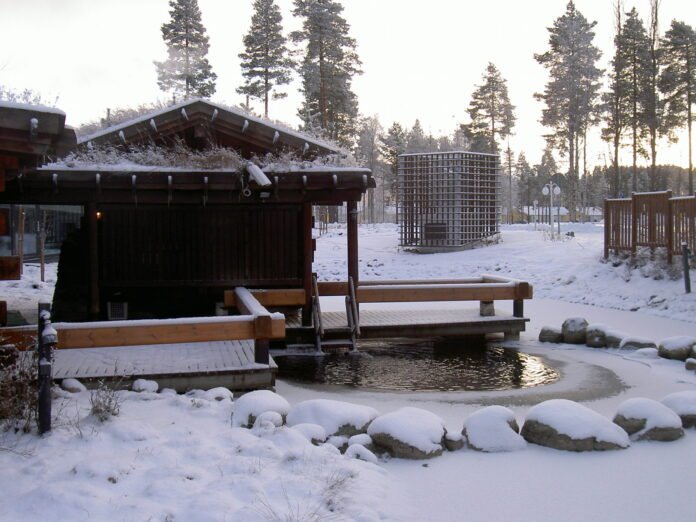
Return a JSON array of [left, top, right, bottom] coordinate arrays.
[[397, 151, 501, 251]]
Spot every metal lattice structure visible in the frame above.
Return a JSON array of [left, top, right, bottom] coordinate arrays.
[[398, 151, 501, 251]]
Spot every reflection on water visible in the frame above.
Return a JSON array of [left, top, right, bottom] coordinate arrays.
[[276, 339, 559, 392]]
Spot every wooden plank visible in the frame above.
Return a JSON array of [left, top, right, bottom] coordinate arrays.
[[56, 320, 257, 349], [355, 284, 519, 303], [0, 256, 21, 280], [224, 288, 305, 307]]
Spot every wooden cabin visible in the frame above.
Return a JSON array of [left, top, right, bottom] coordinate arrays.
[[0, 99, 374, 324]]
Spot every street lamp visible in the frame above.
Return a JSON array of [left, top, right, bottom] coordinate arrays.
[[542, 182, 561, 238]]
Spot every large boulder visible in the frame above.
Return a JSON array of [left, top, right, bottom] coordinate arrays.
[[368, 407, 446, 459], [619, 337, 657, 350], [561, 317, 588, 344], [686, 358, 696, 371], [585, 324, 608, 348], [613, 398, 683, 442], [521, 399, 629, 451], [605, 330, 625, 348], [661, 391, 696, 428], [290, 423, 327, 445], [539, 326, 563, 343], [287, 399, 378, 437], [231, 390, 290, 428], [462, 406, 526, 452], [658, 336, 696, 361]]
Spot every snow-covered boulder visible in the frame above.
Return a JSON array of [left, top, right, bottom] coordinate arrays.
[[132, 379, 158, 393], [253, 411, 284, 429], [345, 444, 378, 464], [613, 398, 683, 442], [203, 387, 233, 402], [443, 431, 465, 451], [159, 388, 177, 396], [61, 378, 87, 393], [462, 406, 526, 452], [287, 399, 378, 437], [686, 358, 696, 371], [368, 407, 446, 459], [561, 317, 588, 344], [661, 391, 696, 428], [585, 324, 608, 348], [327, 435, 349, 453], [539, 326, 563, 343], [605, 330, 625, 348], [632, 348, 659, 359], [348, 433, 376, 453], [521, 399, 630, 451], [231, 390, 290, 428], [658, 336, 696, 361], [290, 423, 327, 445], [619, 337, 657, 350]]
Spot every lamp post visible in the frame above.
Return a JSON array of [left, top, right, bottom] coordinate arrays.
[[542, 182, 561, 238]]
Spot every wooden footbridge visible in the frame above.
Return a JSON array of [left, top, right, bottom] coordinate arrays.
[[1, 275, 532, 391]]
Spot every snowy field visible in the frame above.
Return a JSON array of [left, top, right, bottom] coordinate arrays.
[[1, 223, 696, 521]]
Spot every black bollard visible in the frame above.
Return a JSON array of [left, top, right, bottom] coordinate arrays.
[[37, 302, 55, 435], [683, 242, 692, 294]]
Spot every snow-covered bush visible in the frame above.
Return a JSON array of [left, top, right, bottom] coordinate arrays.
[[90, 379, 123, 422], [0, 342, 37, 433]]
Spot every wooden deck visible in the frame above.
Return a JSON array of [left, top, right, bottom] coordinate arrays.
[[45, 340, 277, 392], [287, 308, 527, 339]]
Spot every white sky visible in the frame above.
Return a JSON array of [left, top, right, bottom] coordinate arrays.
[[1, 0, 694, 169]]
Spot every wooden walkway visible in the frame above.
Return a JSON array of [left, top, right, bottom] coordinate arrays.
[[46, 340, 277, 392], [287, 308, 527, 339]]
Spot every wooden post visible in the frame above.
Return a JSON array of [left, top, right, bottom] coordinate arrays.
[[480, 301, 495, 317], [302, 203, 313, 327], [603, 199, 609, 259], [513, 299, 524, 318], [16, 206, 24, 276], [37, 302, 54, 435], [347, 201, 359, 287], [630, 193, 637, 256], [87, 203, 100, 320], [683, 242, 692, 294], [666, 190, 673, 264]]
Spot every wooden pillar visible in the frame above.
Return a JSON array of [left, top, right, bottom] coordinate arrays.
[[603, 199, 609, 259], [630, 193, 637, 255], [347, 201, 359, 287], [301, 203, 313, 326], [86, 203, 100, 320]]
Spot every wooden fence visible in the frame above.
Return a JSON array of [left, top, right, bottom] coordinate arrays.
[[604, 191, 696, 262]]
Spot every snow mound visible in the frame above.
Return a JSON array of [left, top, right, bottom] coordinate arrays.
[[203, 387, 233, 402], [287, 399, 378, 436], [60, 378, 86, 393], [619, 337, 656, 350], [368, 407, 445, 458], [661, 391, 696, 428], [462, 406, 526, 452], [231, 390, 290, 428], [614, 398, 683, 441], [290, 423, 327, 444], [253, 411, 284, 429], [658, 336, 696, 361], [631, 348, 659, 359], [132, 379, 158, 393], [345, 444, 378, 464], [522, 399, 630, 451]]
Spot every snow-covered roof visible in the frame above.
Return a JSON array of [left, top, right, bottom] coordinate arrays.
[[399, 150, 499, 158], [78, 98, 340, 155], [0, 99, 66, 116]]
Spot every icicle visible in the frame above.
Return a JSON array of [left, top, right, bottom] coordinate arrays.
[[181, 108, 189, 121], [303, 142, 310, 154], [242, 119, 249, 133], [211, 108, 218, 122], [149, 119, 158, 132], [118, 130, 126, 144], [29, 118, 38, 139], [273, 130, 280, 144]]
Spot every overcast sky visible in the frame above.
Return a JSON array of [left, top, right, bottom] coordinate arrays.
[[1, 0, 695, 169]]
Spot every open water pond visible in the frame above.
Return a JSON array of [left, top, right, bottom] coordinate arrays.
[[276, 339, 559, 392]]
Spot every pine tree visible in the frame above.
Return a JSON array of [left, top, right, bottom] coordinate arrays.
[[355, 116, 385, 223], [291, 0, 362, 147], [237, 0, 293, 118], [515, 152, 534, 211], [645, 0, 663, 190], [406, 120, 429, 153], [534, 1, 602, 220], [382, 122, 407, 202], [461, 62, 516, 154], [155, 0, 217, 99], [660, 20, 696, 193]]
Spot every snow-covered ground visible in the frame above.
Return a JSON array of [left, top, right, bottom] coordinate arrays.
[[1, 223, 696, 521]]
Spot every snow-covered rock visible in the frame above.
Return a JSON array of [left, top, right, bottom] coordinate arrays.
[[613, 398, 683, 442], [60, 378, 87, 393], [586, 324, 608, 348], [605, 330, 625, 348], [203, 387, 233, 402], [661, 391, 696, 428], [658, 336, 696, 361], [348, 433, 375, 453], [368, 407, 446, 459], [327, 435, 349, 453], [159, 388, 177, 396], [231, 390, 290, 428], [290, 423, 327, 445], [287, 399, 378, 436], [443, 431, 465, 451], [538, 326, 563, 343], [685, 358, 696, 371], [253, 411, 284, 429], [521, 399, 630, 451], [462, 406, 526, 452], [561, 317, 588, 344], [132, 379, 158, 393], [345, 444, 378, 464], [632, 348, 659, 359], [619, 337, 657, 350]]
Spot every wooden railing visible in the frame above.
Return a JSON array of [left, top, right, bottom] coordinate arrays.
[[604, 191, 696, 262]]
